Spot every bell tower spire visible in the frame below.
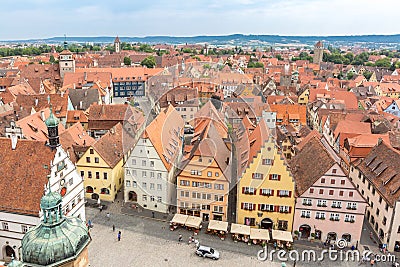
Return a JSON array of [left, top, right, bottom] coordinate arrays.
[[45, 106, 60, 150]]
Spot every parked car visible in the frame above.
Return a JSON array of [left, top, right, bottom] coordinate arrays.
[[195, 245, 220, 260]]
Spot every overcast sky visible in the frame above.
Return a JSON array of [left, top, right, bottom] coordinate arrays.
[[1, 0, 399, 39]]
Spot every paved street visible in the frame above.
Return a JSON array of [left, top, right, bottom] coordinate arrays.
[[86, 204, 396, 267]]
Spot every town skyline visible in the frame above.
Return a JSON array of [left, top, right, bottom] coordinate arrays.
[[1, 0, 399, 40]]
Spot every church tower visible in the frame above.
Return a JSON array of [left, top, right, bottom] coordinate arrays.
[[114, 36, 121, 53], [21, 179, 90, 266], [59, 37, 75, 78], [313, 41, 324, 64], [45, 107, 60, 150]]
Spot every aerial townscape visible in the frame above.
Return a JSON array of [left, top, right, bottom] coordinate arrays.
[[1, 2, 400, 267]]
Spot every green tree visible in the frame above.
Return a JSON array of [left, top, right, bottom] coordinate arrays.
[[124, 56, 131, 66], [363, 71, 373, 80], [375, 57, 391, 68], [49, 55, 55, 63], [138, 44, 154, 53], [276, 54, 283, 60], [140, 56, 156, 68], [347, 72, 355, 80]]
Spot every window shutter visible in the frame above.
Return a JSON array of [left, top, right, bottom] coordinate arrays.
[[277, 190, 281, 196], [253, 204, 256, 210], [278, 175, 281, 181], [274, 205, 279, 212], [261, 174, 264, 179], [253, 189, 257, 195], [271, 190, 274, 196], [289, 206, 292, 213], [271, 160, 274, 165], [260, 189, 263, 195], [252, 173, 255, 179], [242, 187, 245, 194], [258, 204, 261, 210], [289, 191, 292, 197], [241, 203, 244, 209], [269, 174, 272, 180]]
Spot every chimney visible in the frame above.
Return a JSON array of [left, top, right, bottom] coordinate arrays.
[[11, 134, 18, 150], [84, 72, 87, 81], [61, 91, 64, 98], [35, 98, 39, 106], [73, 83, 76, 89], [40, 110, 45, 121], [378, 137, 383, 145], [84, 90, 88, 97], [79, 101, 83, 109]]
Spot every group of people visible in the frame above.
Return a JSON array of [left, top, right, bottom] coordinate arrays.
[[178, 234, 199, 247]]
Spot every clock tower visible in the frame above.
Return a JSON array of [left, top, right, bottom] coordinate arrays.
[[45, 108, 60, 150], [59, 39, 75, 79]]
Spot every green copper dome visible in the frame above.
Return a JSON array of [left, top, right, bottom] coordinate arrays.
[[21, 190, 90, 266], [45, 108, 59, 127], [40, 191, 62, 210]]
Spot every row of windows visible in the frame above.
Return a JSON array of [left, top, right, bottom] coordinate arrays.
[[190, 170, 220, 177], [320, 176, 345, 185], [131, 159, 155, 167], [180, 191, 224, 202], [81, 170, 107, 180], [64, 194, 84, 213], [114, 90, 144, 97], [242, 187, 291, 197], [1, 222, 31, 233], [309, 188, 354, 197], [126, 180, 162, 191], [300, 210, 356, 222], [179, 203, 224, 213], [302, 199, 358, 209], [179, 180, 225, 190], [126, 169, 162, 179], [175, 107, 195, 112], [142, 195, 162, 202], [241, 203, 292, 213]]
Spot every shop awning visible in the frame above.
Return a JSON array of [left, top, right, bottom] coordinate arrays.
[[230, 223, 251, 235], [185, 216, 202, 229], [207, 220, 228, 232], [250, 228, 270, 241], [171, 214, 188, 225], [272, 229, 293, 242]]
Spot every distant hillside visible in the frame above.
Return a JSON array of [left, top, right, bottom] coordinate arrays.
[[3, 34, 400, 48]]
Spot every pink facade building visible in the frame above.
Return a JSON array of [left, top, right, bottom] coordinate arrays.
[[291, 136, 367, 247]]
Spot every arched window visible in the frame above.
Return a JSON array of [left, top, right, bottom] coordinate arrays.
[[100, 188, 110, 194], [86, 186, 94, 193]]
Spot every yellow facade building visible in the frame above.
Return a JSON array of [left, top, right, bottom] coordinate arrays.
[[77, 123, 128, 202], [237, 120, 295, 231]]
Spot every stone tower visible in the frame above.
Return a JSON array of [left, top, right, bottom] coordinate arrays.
[[21, 183, 90, 266], [45, 107, 60, 150], [114, 36, 121, 53], [59, 39, 75, 79], [313, 41, 324, 64]]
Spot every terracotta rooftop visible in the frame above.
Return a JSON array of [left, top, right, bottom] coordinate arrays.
[[144, 105, 184, 171], [15, 93, 69, 118], [290, 136, 336, 196], [59, 122, 95, 163], [0, 138, 55, 215], [354, 141, 400, 206]]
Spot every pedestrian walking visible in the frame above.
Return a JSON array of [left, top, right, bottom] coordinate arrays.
[[112, 225, 115, 232], [99, 205, 103, 212], [106, 212, 110, 220], [118, 231, 121, 241], [178, 234, 182, 242]]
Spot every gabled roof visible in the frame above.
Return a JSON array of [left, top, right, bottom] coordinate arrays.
[[15, 93, 69, 118], [59, 122, 95, 163], [0, 138, 55, 215], [144, 105, 184, 171], [248, 119, 270, 162], [290, 136, 336, 196], [354, 142, 400, 206], [16, 108, 66, 141], [92, 123, 128, 168]]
